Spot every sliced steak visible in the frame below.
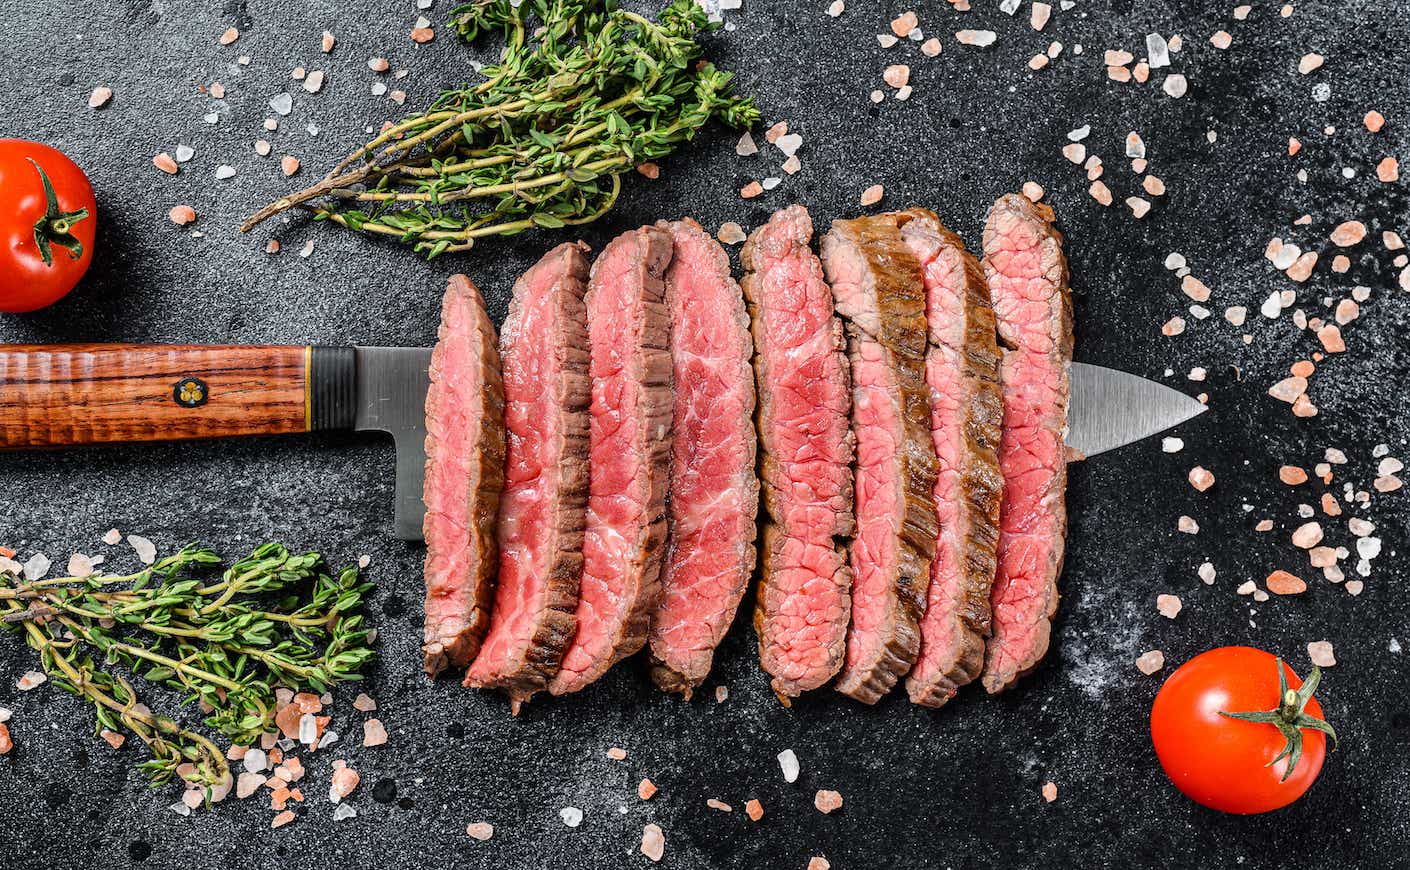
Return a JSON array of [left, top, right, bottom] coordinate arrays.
[[648, 219, 759, 697], [979, 194, 1073, 694], [743, 206, 855, 703], [466, 243, 592, 710], [820, 215, 938, 705], [422, 275, 506, 677], [549, 227, 674, 695], [897, 209, 1004, 708]]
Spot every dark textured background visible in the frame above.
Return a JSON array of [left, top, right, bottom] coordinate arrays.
[[1, 1, 1407, 868]]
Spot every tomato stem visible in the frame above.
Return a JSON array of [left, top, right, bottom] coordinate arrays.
[[27, 158, 90, 267], [1219, 657, 1337, 782]]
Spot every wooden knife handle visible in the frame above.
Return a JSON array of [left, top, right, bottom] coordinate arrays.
[[0, 344, 357, 447]]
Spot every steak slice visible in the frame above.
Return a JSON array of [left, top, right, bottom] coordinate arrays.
[[820, 215, 938, 705], [648, 219, 759, 697], [980, 194, 1073, 694], [422, 275, 506, 677], [743, 206, 855, 703], [549, 226, 674, 695], [897, 209, 1004, 708], [465, 242, 592, 710]]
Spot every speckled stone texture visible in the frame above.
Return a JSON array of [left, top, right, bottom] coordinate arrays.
[[2, 1, 1408, 868]]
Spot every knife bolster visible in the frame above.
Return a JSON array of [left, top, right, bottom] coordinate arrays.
[[307, 346, 356, 431]]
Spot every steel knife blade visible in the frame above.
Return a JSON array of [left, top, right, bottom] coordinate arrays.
[[1066, 361, 1207, 460]]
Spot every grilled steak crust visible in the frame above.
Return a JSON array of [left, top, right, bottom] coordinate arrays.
[[549, 227, 674, 696], [897, 209, 1003, 708], [422, 275, 506, 677], [466, 243, 592, 711], [821, 214, 938, 705], [743, 206, 855, 703], [979, 194, 1073, 694], [648, 219, 759, 697]]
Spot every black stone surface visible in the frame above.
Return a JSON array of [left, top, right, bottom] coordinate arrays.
[[2, 2, 1408, 868]]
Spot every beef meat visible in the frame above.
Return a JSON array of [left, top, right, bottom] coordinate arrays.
[[549, 227, 674, 695], [648, 219, 759, 697], [465, 243, 592, 710], [979, 194, 1073, 694], [743, 206, 855, 703], [422, 275, 506, 677], [820, 215, 938, 705], [897, 209, 1004, 708]]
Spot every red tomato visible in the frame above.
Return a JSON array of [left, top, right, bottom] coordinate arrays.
[[1151, 646, 1336, 814], [0, 139, 96, 312]]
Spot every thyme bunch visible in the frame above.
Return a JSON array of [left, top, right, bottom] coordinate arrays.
[[241, 0, 759, 258], [0, 543, 375, 791]]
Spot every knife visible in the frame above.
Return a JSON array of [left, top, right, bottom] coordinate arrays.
[[0, 346, 1204, 541]]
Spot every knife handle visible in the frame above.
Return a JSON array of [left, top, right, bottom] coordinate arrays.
[[0, 344, 356, 447]]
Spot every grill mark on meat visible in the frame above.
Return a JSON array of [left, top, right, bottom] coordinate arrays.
[[979, 194, 1073, 694], [821, 215, 938, 705], [466, 242, 592, 711], [648, 219, 759, 697], [742, 206, 855, 704], [896, 209, 1003, 709], [549, 227, 674, 695], [422, 275, 506, 677]]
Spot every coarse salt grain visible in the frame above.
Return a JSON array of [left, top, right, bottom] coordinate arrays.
[[17, 670, 46, 691], [814, 789, 843, 814], [1307, 641, 1336, 667], [1188, 467, 1214, 491], [638, 778, 658, 800], [1178, 516, 1199, 534], [641, 824, 665, 863], [860, 184, 884, 206], [1330, 220, 1366, 247], [1162, 74, 1188, 98], [1292, 522, 1323, 548], [466, 822, 494, 841], [1161, 437, 1183, 453], [1156, 594, 1182, 619], [362, 719, 387, 747], [88, 87, 113, 109], [956, 30, 996, 47], [127, 535, 156, 565], [1041, 782, 1058, 802], [560, 806, 584, 827], [778, 748, 800, 782], [1266, 570, 1307, 595], [1298, 53, 1324, 74], [745, 799, 763, 820], [718, 222, 746, 245], [1136, 650, 1165, 675], [219, 27, 239, 45], [1126, 197, 1151, 218], [1031, 2, 1051, 30], [168, 205, 197, 226], [891, 12, 918, 37]]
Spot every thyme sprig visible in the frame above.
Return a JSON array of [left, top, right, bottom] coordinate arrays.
[[241, 0, 759, 258], [0, 543, 375, 792]]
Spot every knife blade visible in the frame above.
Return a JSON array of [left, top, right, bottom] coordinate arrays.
[[0, 346, 1200, 543], [353, 347, 432, 541], [1066, 361, 1207, 459]]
